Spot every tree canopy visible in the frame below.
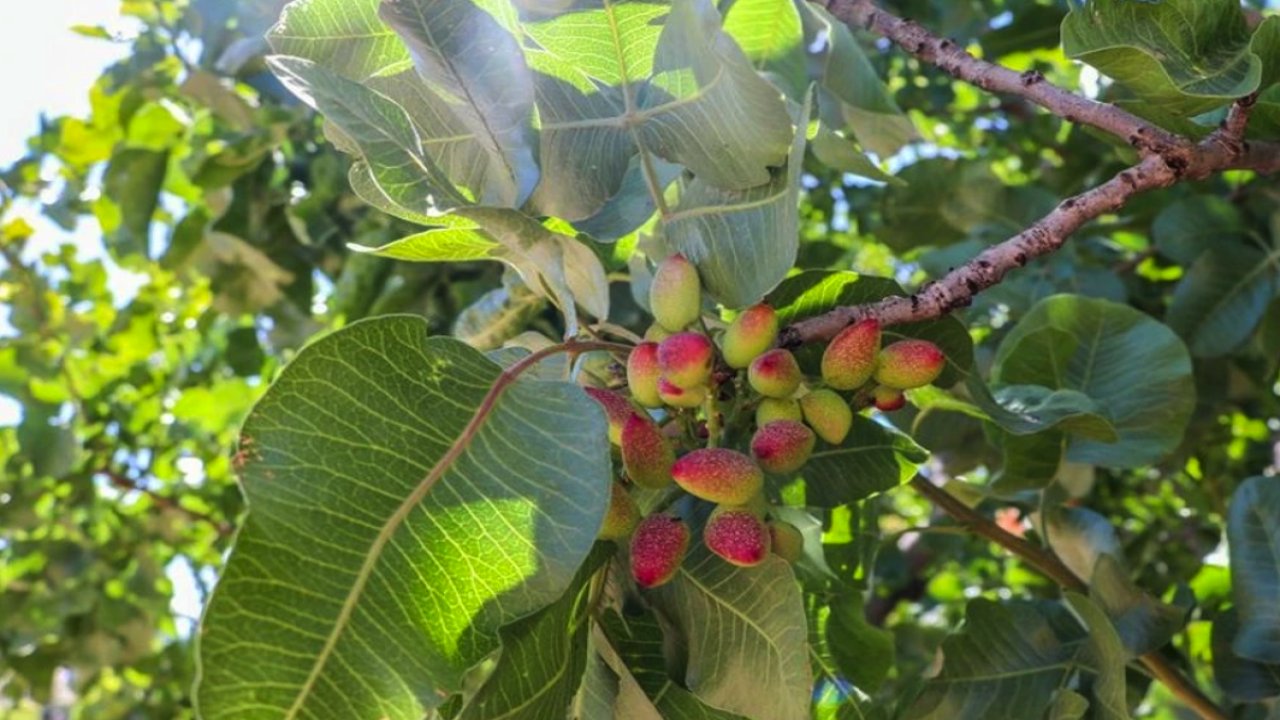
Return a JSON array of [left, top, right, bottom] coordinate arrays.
[[1, 0, 1278, 718]]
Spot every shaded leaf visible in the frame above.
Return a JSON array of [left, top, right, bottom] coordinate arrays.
[[660, 93, 808, 308], [1089, 554, 1186, 657], [649, 546, 811, 720], [797, 416, 928, 507], [1165, 243, 1280, 357], [904, 597, 1129, 720], [825, 591, 894, 692], [196, 317, 612, 719], [1212, 608, 1280, 702], [1227, 475, 1280, 663], [992, 295, 1195, 468], [98, 149, 168, 259]]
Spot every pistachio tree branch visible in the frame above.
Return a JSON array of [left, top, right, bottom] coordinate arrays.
[[778, 103, 1280, 348], [822, 0, 1193, 156], [910, 476, 1229, 720]]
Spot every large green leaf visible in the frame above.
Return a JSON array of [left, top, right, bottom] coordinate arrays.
[[521, 0, 793, 221], [1089, 554, 1186, 658], [904, 597, 1129, 720], [195, 317, 612, 719], [722, 0, 806, 97], [824, 591, 894, 692], [649, 547, 811, 720], [1227, 476, 1280, 664], [660, 93, 808, 308], [1165, 243, 1280, 357], [767, 270, 975, 386], [992, 295, 1195, 468], [796, 416, 928, 507], [1062, 0, 1266, 118], [456, 546, 610, 719]]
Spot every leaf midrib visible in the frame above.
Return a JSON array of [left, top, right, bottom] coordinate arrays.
[[282, 360, 516, 719]]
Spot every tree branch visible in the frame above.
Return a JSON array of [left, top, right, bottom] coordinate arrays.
[[779, 2, 1280, 347], [910, 476, 1229, 720], [102, 470, 235, 537], [822, 0, 1191, 158]]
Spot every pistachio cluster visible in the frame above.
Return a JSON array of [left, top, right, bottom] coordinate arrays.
[[591, 254, 946, 588]]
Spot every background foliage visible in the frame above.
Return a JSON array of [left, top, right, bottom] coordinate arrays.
[[0, 0, 1277, 718]]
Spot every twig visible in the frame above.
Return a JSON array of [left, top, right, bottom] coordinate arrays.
[[102, 470, 235, 537], [821, 0, 1191, 158], [910, 476, 1229, 720], [778, 5, 1280, 347]]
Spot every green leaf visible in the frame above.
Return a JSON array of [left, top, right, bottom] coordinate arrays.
[[97, 149, 168, 259], [904, 597, 1129, 720], [378, 0, 539, 207], [1089, 554, 1186, 657], [268, 0, 525, 210], [600, 608, 748, 719], [649, 547, 811, 720], [986, 384, 1117, 442], [722, 0, 807, 98], [269, 56, 472, 212], [659, 93, 808, 308], [1062, 0, 1264, 118], [456, 545, 610, 720], [797, 416, 928, 507], [825, 591, 894, 692], [809, 116, 900, 185], [1165, 243, 1280, 357], [1037, 506, 1119, 584], [1152, 196, 1246, 265], [799, 3, 916, 158], [1227, 475, 1280, 663], [992, 295, 1195, 468], [521, 0, 793, 221], [1212, 608, 1280, 702], [767, 270, 975, 386], [195, 317, 612, 719], [876, 159, 1006, 251]]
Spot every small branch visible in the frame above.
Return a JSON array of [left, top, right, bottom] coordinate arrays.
[[821, 0, 1190, 158], [102, 470, 235, 537], [910, 476, 1229, 720], [780, 152, 1178, 346]]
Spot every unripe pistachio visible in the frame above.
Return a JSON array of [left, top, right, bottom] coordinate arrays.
[[874, 339, 945, 389], [821, 319, 881, 390], [657, 332, 713, 389], [630, 514, 690, 588], [721, 304, 779, 369], [704, 506, 771, 567], [658, 378, 706, 408], [671, 448, 764, 505], [872, 385, 906, 411], [756, 397, 803, 427], [800, 389, 853, 445], [768, 520, 804, 562], [750, 420, 815, 474], [626, 342, 662, 408], [748, 349, 802, 399], [644, 322, 673, 343], [598, 482, 640, 540], [621, 413, 675, 489], [650, 253, 702, 331], [583, 387, 635, 445]]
